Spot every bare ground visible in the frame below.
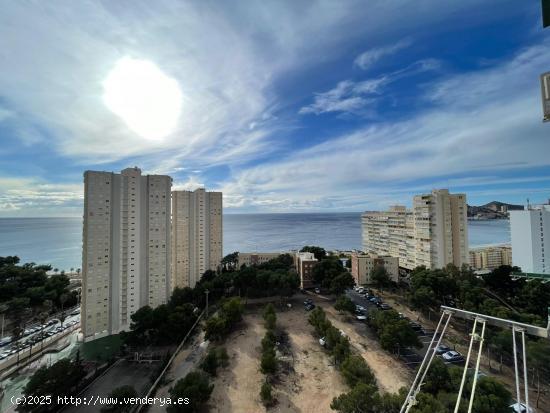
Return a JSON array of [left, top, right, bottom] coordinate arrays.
[[318, 301, 412, 394], [209, 307, 348, 413]]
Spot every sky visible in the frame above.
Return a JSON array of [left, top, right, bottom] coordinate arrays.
[[0, 0, 549, 217]]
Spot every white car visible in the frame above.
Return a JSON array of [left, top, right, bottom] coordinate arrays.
[[356, 314, 367, 321], [319, 337, 326, 346], [510, 403, 534, 413]]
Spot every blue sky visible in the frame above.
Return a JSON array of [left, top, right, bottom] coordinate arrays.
[[0, 0, 549, 216]]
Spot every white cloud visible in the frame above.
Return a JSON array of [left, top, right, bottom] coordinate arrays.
[[224, 43, 550, 211], [354, 38, 412, 70], [299, 59, 440, 116], [0, 177, 83, 217]]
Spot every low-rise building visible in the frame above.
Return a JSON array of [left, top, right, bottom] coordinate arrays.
[[294, 252, 318, 289], [351, 253, 399, 286], [469, 245, 512, 271], [237, 252, 282, 268]]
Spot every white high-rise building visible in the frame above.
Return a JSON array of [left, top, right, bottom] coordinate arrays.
[[362, 189, 468, 270], [171, 188, 223, 289], [81, 167, 172, 342], [510, 204, 550, 274]]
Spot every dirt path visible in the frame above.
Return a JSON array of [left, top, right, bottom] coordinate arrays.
[[209, 313, 265, 413], [320, 302, 412, 394]]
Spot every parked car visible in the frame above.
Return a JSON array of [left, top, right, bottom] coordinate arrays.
[[314, 287, 321, 294], [509, 402, 534, 413], [379, 303, 391, 311], [70, 309, 80, 316], [305, 303, 315, 311], [304, 298, 313, 306], [319, 337, 326, 346], [442, 351, 465, 364], [356, 314, 367, 321], [435, 345, 451, 355], [0, 337, 12, 347]]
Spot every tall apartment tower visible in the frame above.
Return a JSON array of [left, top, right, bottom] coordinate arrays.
[[172, 188, 223, 289], [414, 189, 469, 269], [81, 167, 172, 342], [510, 203, 550, 274], [362, 189, 468, 270]]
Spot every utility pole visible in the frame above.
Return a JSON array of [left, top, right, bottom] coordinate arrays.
[[205, 289, 210, 318]]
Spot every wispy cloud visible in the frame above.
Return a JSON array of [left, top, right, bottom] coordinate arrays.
[[299, 59, 440, 116], [354, 38, 412, 70], [225, 43, 550, 211]]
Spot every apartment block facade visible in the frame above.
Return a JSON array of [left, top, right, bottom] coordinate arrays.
[[81, 167, 172, 342], [237, 252, 282, 268], [510, 204, 550, 274], [469, 245, 512, 271], [294, 252, 318, 289], [362, 189, 468, 270], [351, 253, 399, 286], [172, 188, 223, 289]]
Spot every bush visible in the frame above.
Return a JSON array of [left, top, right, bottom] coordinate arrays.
[[200, 347, 229, 376], [168, 371, 213, 413], [260, 347, 277, 374], [260, 381, 274, 407], [335, 295, 355, 314], [264, 312, 276, 330], [341, 355, 376, 388]]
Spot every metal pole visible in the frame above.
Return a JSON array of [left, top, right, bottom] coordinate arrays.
[[405, 312, 453, 413], [454, 318, 478, 413], [521, 329, 530, 412], [400, 311, 447, 413], [467, 319, 486, 413], [513, 327, 522, 408]]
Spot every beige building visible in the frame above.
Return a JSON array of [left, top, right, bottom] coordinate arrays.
[[172, 188, 223, 289], [237, 252, 282, 268], [294, 252, 318, 289], [351, 253, 399, 285], [81, 167, 172, 342], [362, 189, 469, 270], [469, 245, 512, 271]]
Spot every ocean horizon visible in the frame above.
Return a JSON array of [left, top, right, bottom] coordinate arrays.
[[0, 213, 511, 271]]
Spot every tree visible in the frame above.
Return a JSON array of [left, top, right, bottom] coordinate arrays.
[[169, 287, 194, 308], [101, 385, 138, 413], [330, 383, 380, 413], [330, 272, 355, 295], [260, 381, 274, 407], [261, 347, 277, 374], [335, 295, 355, 314], [200, 347, 229, 376], [19, 358, 85, 412], [371, 266, 392, 289], [527, 339, 550, 408], [422, 358, 451, 394], [221, 252, 239, 271], [472, 377, 511, 413], [168, 371, 213, 413], [204, 316, 228, 342], [263, 304, 277, 330], [312, 258, 345, 288], [300, 246, 326, 261], [341, 355, 376, 388]]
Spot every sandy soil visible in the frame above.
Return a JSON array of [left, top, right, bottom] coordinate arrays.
[[209, 308, 348, 413], [319, 302, 412, 394]]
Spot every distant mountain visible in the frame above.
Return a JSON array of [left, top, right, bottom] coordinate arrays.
[[467, 201, 524, 219]]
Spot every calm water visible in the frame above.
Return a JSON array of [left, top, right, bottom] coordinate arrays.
[[0, 214, 510, 271]]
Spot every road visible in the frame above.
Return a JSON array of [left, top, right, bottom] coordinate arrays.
[[344, 289, 448, 368]]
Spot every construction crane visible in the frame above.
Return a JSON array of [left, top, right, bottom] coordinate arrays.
[[400, 306, 550, 413]]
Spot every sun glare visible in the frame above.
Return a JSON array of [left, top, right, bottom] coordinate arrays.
[[102, 57, 182, 140]]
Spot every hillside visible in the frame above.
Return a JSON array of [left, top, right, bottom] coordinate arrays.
[[467, 201, 523, 219]]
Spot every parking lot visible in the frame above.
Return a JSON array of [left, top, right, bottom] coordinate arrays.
[[0, 309, 81, 368], [345, 288, 463, 369]]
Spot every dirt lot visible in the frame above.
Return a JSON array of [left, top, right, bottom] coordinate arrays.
[[318, 301, 412, 394], [209, 307, 348, 413]]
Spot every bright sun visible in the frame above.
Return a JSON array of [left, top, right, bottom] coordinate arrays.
[[103, 57, 183, 140]]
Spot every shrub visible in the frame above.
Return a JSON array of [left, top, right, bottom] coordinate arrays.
[[168, 371, 213, 413], [260, 381, 274, 407]]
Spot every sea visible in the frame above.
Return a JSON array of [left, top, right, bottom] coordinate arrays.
[[0, 214, 511, 271]]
